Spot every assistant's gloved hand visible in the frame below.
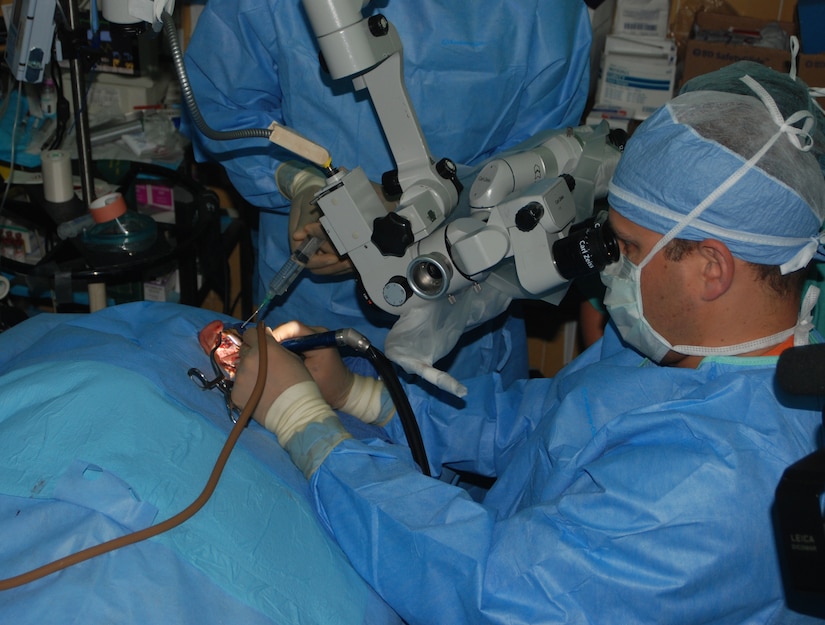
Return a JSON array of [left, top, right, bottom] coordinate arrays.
[[289, 191, 355, 276], [275, 160, 350, 276], [231, 325, 350, 477], [278, 161, 398, 276], [270, 321, 395, 426]]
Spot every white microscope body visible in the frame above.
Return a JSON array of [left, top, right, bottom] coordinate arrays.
[[299, 0, 622, 316]]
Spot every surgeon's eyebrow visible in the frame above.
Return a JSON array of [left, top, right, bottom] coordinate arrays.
[[609, 218, 647, 258]]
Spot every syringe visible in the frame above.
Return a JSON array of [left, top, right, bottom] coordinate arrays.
[[241, 235, 323, 328]]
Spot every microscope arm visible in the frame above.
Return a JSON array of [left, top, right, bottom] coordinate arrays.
[[300, 0, 460, 245]]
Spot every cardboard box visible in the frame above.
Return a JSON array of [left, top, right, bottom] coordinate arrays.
[[613, 0, 671, 37], [670, 0, 797, 35], [721, 0, 797, 22], [91, 72, 171, 117], [589, 0, 618, 99], [668, 1, 798, 63], [136, 181, 176, 224], [682, 13, 825, 99], [596, 35, 677, 119], [143, 269, 179, 302]]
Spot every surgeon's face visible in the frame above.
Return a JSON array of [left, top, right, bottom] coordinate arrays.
[[608, 209, 700, 363]]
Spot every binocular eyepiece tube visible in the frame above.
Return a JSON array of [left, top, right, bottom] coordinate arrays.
[[553, 211, 619, 280]]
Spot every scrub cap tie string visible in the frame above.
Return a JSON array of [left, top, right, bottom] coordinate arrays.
[[784, 230, 825, 274], [794, 283, 820, 347], [742, 74, 815, 151], [789, 36, 800, 81], [788, 35, 825, 117], [740, 73, 822, 271]]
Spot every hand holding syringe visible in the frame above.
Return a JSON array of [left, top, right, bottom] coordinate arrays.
[[242, 126, 390, 325]]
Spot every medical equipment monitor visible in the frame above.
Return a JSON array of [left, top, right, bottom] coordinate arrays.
[[5, 0, 57, 83]]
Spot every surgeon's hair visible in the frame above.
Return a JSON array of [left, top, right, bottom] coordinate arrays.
[[664, 238, 808, 297]]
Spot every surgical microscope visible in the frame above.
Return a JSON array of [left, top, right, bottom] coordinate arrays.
[[292, 0, 623, 318]]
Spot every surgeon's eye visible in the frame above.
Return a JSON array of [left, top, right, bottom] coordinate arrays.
[[616, 237, 632, 256], [617, 237, 644, 262]]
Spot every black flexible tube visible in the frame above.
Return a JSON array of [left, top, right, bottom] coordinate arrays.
[[366, 346, 431, 476]]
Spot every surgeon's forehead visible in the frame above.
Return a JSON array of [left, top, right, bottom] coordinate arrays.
[[607, 207, 639, 237], [608, 206, 663, 244]]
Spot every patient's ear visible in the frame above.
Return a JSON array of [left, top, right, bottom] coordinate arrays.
[[697, 239, 734, 301]]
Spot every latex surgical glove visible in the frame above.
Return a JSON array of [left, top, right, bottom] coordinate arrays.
[[270, 321, 354, 409], [279, 161, 397, 276], [288, 179, 398, 276], [271, 321, 393, 426], [278, 160, 350, 275], [232, 326, 350, 476], [231, 326, 315, 424], [290, 221, 353, 276]]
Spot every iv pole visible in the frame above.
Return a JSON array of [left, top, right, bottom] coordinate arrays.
[[62, 0, 108, 310], [65, 0, 95, 207]]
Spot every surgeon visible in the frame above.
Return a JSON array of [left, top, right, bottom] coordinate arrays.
[[230, 62, 825, 624], [181, 0, 592, 387]]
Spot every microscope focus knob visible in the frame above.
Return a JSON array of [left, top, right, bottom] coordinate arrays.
[[372, 212, 414, 257], [383, 276, 413, 307], [368, 14, 390, 37], [436, 158, 463, 194], [515, 202, 544, 232]]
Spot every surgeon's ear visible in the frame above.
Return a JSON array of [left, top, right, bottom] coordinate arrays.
[[697, 239, 734, 301]]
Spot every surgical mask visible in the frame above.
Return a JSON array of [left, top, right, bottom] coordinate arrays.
[[601, 250, 819, 363]]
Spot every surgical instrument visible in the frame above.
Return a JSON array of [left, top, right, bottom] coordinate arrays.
[[242, 235, 323, 328], [188, 334, 240, 422]]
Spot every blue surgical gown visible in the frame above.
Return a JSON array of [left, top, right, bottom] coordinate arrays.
[[182, 0, 592, 384], [306, 323, 824, 624]]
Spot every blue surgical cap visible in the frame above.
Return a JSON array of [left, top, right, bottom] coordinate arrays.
[[608, 64, 825, 273]]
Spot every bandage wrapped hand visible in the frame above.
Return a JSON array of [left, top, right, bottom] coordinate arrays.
[[270, 321, 396, 427], [274, 161, 346, 275], [231, 326, 350, 477], [231, 322, 394, 476], [288, 191, 353, 276]]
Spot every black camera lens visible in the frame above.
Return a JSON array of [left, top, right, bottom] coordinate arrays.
[[552, 211, 619, 280]]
